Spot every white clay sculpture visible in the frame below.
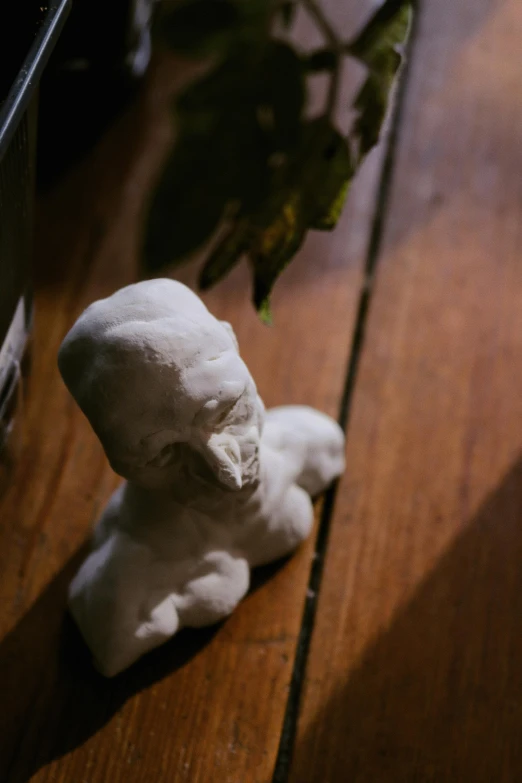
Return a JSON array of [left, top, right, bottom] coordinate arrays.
[[58, 279, 345, 676]]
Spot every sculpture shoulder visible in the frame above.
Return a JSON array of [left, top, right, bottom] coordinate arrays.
[[69, 530, 153, 613], [68, 531, 168, 676], [70, 521, 199, 618]]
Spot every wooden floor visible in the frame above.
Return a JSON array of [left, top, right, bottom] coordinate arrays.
[[2, 1, 522, 781]]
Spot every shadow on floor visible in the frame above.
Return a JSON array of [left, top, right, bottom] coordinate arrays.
[[292, 455, 522, 783], [0, 543, 285, 783]]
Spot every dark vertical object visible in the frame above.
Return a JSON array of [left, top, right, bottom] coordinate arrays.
[[37, 0, 155, 184], [0, 0, 71, 470]]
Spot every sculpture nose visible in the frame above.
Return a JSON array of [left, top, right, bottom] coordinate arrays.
[[196, 432, 243, 491]]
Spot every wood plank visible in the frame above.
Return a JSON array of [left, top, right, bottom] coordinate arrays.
[[0, 4, 385, 781], [289, 1, 522, 781]]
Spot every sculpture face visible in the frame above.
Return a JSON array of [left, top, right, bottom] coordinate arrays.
[[124, 356, 265, 492], [58, 279, 264, 491]]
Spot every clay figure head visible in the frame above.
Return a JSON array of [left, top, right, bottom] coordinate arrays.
[[58, 279, 264, 491]]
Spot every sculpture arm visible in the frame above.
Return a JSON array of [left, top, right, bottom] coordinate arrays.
[[68, 535, 180, 677]]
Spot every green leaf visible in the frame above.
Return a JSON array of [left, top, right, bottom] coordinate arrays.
[[250, 192, 307, 312], [348, 0, 412, 158], [297, 119, 353, 230], [257, 298, 273, 326], [312, 179, 350, 230], [145, 0, 413, 317], [245, 119, 351, 311], [348, 0, 411, 63]]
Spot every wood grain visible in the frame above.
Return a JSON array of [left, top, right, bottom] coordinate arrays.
[[289, 1, 522, 781], [0, 5, 384, 782]]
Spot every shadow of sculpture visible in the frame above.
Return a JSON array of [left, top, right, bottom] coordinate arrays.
[[292, 455, 522, 783], [0, 541, 287, 783]]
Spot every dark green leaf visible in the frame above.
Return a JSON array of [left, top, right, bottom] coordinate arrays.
[[143, 134, 225, 270], [145, 1, 413, 316], [178, 42, 305, 153], [157, 0, 239, 55], [199, 222, 251, 289], [144, 42, 305, 275], [261, 43, 306, 149], [143, 111, 271, 271], [279, 2, 297, 29], [304, 48, 337, 72], [178, 53, 258, 115], [156, 0, 270, 57]]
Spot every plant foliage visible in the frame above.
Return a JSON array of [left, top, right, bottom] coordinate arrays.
[[144, 0, 412, 320]]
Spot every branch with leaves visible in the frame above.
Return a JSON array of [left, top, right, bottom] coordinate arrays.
[[144, 0, 412, 321]]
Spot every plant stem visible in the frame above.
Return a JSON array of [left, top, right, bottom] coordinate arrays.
[[301, 0, 340, 50], [301, 0, 343, 118]]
